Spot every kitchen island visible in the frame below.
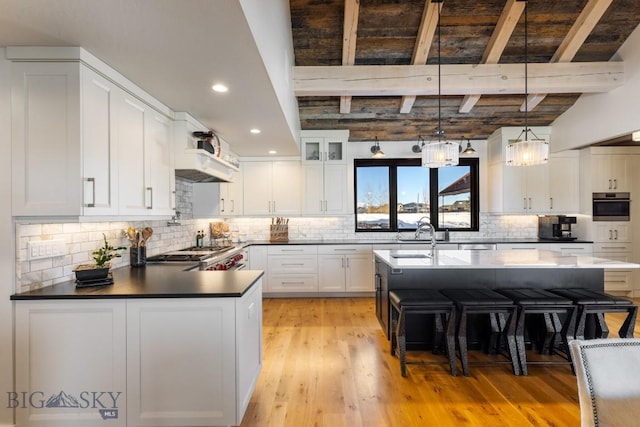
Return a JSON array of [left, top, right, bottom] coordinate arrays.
[[10, 264, 264, 427], [374, 249, 639, 340]]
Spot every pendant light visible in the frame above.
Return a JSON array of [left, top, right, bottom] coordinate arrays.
[[422, 0, 459, 168], [505, 1, 549, 166], [461, 137, 476, 155]]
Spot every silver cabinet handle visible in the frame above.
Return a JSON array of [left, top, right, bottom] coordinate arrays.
[[346, 258, 350, 268], [146, 187, 153, 209], [615, 229, 618, 240], [282, 281, 305, 285], [608, 179, 612, 190], [550, 197, 553, 210], [282, 263, 305, 266], [220, 198, 225, 213], [268, 200, 271, 212], [341, 258, 345, 268], [85, 177, 96, 207], [523, 198, 527, 210], [614, 178, 618, 189], [230, 200, 234, 213], [273, 200, 276, 212], [609, 229, 613, 240], [320, 200, 324, 211], [528, 198, 532, 210]]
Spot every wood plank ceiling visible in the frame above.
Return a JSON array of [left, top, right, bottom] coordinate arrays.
[[290, 0, 640, 143]]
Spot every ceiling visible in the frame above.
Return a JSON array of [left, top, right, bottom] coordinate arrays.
[[0, 0, 299, 156], [2, 0, 640, 153], [291, 0, 640, 143]]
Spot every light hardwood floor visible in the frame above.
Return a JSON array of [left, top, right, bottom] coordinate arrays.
[[240, 297, 640, 427]]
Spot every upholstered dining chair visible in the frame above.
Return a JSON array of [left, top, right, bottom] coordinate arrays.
[[569, 339, 640, 427]]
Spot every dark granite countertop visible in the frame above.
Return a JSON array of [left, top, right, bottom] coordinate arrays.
[[11, 264, 264, 300], [245, 238, 593, 246]]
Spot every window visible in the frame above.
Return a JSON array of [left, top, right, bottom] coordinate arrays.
[[355, 158, 479, 232]]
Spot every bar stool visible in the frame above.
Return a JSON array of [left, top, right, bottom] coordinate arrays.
[[549, 288, 638, 339], [440, 289, 520, 376], [496, 288, 577, 375], [389, 289, 457, 377]]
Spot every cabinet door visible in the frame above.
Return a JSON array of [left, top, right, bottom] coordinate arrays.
[[15, 301, 127, 427], [548, 155, 578, 213], [242, 162, 272, 214], [127, 299, 237, 427], [324, 138, 345, 164], [593, 222, 631, 242], [302, 137, 323, 162], [318, 255, 347, 291], [501, 166, 526, 213], [610, 154, 631, 192], [11, 62, 82, 216], [221, 166, 243, 215], [145, 112, 174, 215], [302, 164, 324, 214], [117, 93, 148, 214], [81, 68, 119, 215], [272, 161, 300, 215], [525, 163, 549, 213], [345, 254, 374, 292], [324, 164, 349, 214]]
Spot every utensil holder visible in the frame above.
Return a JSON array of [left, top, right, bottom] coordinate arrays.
[[130, 247, 146, 267], [269, 225, 289, 242]]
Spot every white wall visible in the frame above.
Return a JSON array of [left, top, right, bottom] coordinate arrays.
[[552, 23, 640, 150], [0, 48, 16, 426]]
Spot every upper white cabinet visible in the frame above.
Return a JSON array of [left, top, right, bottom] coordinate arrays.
[[243, 160, 300, 215], [301, 130, 349, 215], [10, 49, 174, 217], [219, 167, 244, 216], [578, 147, 639, 214], [487, 127, 579, 214]]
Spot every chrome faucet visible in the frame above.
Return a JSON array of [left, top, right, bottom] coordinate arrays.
[[167, 211, 182, 226], [415, 217, 437, 250]]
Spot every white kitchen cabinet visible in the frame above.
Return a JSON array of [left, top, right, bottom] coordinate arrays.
[[219, 166, 244, 215], [318, 245, 373, 292], [548, 151, 579, 213], [243, 161, 300, 215], [11, 57, 174, 217], [591, 154, 631, 192], [301, 130, 349, 215], [14, 300, 127, 427], [498, 162, 549, 213], [192, 170, 243, 218], [266, 246, 318, 293], [593, 222, 631, 242], [127, 286, 262, 427]]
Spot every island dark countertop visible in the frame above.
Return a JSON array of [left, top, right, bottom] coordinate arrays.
[[11, 264, 264, 300]]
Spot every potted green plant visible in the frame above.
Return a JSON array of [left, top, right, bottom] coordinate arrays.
[[73, 234, 126, 282]]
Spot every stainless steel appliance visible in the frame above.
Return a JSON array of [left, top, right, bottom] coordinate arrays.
[[146, 245, 246, 270], [538, 215, 577, 240], [592, 192, 631, 221]]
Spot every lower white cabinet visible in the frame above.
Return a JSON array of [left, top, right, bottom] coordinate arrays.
[[318, 245, 373, 292], [14, 300, 127, 427], [14, 282, 262, 427], [267, 246, 318, 292]]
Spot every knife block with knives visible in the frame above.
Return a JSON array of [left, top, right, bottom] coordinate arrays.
[[270, 217, 289, 242]]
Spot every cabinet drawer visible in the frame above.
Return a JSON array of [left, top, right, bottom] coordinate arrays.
[[267, 274, 318, 292], [604, 270, 634, 291], [593, 242, 633, 253], [268, 255, 317, 274], [267, 245, 318, 255], [318, 244, 371, 255], [547, 244, 593, 255]]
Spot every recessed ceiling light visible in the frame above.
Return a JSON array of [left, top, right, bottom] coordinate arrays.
[[268, 150, 277, 155], [211, 84, 228, 93], [250, 128, 261, 134]]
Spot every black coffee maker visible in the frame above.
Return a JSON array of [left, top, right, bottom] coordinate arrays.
[[538, 215, 577, 241]]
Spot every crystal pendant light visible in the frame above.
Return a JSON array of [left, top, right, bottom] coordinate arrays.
[[422, 1, 459, 168], [505, 1, 549, 166]]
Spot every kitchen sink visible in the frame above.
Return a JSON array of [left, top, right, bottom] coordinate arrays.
[[389, 251, 432, 259]]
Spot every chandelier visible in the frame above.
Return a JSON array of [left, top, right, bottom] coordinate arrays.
[[505, 0, 549, 166], [421, 0, 459, 168]]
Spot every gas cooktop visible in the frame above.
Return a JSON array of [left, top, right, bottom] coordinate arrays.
[[146, 245, 236, 263]]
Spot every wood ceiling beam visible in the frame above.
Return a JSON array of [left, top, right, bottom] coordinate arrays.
[[400, 0, 441, 114], [459, 0, 525, 113], [294, 62, 623, 96], [521, 0, 614, 112], [340, 0, 360, 114]]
